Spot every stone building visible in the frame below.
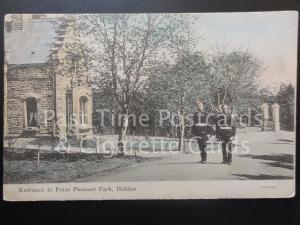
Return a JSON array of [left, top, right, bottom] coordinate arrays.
[[4, 15, 93, 138]]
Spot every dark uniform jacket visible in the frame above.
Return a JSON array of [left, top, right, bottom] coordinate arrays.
[[191, 111, 214, 140], [215, 113, 236, 141]]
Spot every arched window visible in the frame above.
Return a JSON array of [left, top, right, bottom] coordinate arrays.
[[26, 97, 38, 127], [79, 96, 88, 125]]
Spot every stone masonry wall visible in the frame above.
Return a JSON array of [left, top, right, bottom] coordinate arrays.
[[55, 72, 71, 135], [7, 65, 54, 136]]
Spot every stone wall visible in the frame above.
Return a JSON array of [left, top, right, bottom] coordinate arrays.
[[72, 86, 93, 136], [55, 72, 71, 135], [6, 65, 54, 136]]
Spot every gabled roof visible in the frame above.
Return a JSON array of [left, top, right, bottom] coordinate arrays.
[[5, 18, 57, 65]]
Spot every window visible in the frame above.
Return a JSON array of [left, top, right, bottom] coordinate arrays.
[[79, 96, 88, 125], [26, 97, 38, 127]]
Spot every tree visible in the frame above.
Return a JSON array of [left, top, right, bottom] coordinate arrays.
[[276, 83, 295, 131], [51, 15, 93, 82], [208, 50, 263, 113], [146, 52, 210, 152], [78, 14, 192, 154], [146, 48, 263, 150]]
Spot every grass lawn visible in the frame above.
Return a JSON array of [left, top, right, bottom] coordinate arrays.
[[3, 149, 155, 184]]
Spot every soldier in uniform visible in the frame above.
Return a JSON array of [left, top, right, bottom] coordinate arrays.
[[192, 101, 214, 164], [216, 104, 236, 165], [214, 104, 223, 141]]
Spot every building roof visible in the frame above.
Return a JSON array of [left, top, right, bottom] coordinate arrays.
[[5, 18, 58, 65]]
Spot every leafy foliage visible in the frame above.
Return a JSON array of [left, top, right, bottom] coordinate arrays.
[[55, 14, 295, 140], [276, 83, 295, 131], [208, 50, 262, 112]]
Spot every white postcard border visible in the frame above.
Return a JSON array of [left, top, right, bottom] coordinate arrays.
[[3, 180, 295, 201]]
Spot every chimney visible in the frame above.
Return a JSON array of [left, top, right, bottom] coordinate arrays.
[[11, 15, 23, 31]]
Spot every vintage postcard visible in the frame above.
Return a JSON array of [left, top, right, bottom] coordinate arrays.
[[3, 12, 297, 200]]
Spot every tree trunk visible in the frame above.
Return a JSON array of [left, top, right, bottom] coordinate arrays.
[[117, 112, 128, 156], [178, 88, 186, 152], [178, 115, 185, 152]]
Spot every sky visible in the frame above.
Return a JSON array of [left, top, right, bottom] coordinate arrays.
[[191, 11, 298, 90]]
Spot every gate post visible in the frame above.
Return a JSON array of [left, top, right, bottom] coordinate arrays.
[[272, 103, 280, 131], [261, 103, 269, 131]]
